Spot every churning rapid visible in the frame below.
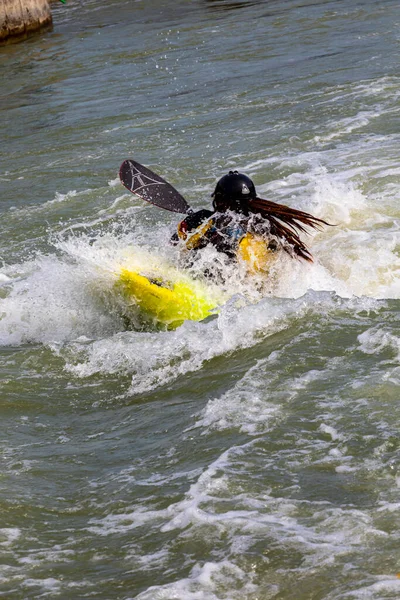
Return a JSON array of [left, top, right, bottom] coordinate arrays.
[[1, 1, 400, 599]]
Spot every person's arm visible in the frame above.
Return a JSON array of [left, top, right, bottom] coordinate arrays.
[[171, 209, 214, 248]]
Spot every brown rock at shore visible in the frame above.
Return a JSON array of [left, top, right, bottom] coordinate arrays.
[[0, 0, 53, 45]]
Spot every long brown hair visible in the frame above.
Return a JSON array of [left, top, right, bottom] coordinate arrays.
[[248, 197, 331, 262]]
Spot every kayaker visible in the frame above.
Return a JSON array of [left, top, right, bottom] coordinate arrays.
[[171, 171, 329, 270]]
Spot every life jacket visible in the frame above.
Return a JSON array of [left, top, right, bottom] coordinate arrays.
[[175, 210, 277, 274]]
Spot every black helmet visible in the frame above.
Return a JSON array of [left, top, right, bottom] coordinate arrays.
[[212, 170, 256, 212]]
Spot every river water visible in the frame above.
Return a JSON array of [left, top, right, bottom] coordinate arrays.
[[1, 0, 400, 598]]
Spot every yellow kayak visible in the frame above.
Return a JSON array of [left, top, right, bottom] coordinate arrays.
[[115, 264, 225, 330], [115, 235, 276, 330]]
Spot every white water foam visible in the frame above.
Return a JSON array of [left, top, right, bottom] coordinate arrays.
[[0, 162, 398, 396], [131, 560, 263, 600], [357, 327, 400, 357], [193, 355, 283, 434], [88, 439, 394, 600], [0, 528, 21, 547], [0, 176, 392, 397], [325, 578, 400, 600]]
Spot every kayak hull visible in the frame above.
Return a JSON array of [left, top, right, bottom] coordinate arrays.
[[116, 267, 222, 330], [114, 236, 275, 330]]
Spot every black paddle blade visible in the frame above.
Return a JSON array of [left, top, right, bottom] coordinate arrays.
[[119, 159, 191, 214]]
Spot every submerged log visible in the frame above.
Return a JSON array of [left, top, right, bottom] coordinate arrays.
[[0, 0, 53, 45]]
